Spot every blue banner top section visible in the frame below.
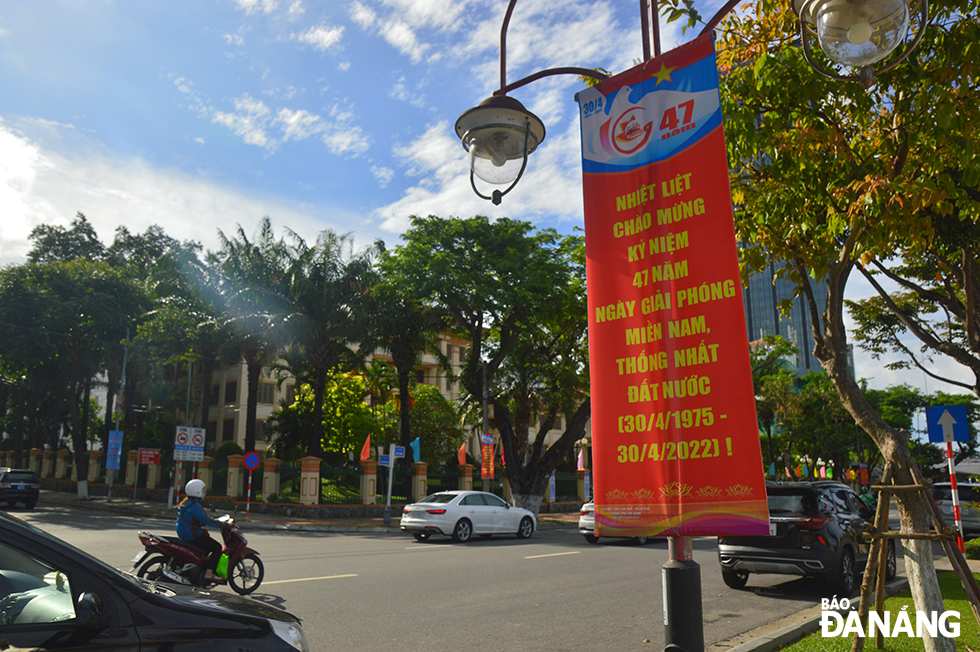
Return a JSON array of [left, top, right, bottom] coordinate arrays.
[[578, 36, 722, 174]]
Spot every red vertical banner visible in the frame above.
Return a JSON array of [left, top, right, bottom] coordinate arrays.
[[578, 34, 768, 538]]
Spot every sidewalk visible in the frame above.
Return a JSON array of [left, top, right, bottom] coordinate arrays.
[[37, 490, 980, 652]]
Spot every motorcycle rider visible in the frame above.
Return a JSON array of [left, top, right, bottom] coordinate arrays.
[[176, 479, 224, 581]]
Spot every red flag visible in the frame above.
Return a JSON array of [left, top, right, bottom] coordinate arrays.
[[360, 435, 371, 462], [457, 442, 466, 466]]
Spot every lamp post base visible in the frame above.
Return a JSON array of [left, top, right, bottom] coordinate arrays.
[[663, 536, 703, 652]]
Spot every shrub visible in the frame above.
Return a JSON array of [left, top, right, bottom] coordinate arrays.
[[965, 537, 980, 560]]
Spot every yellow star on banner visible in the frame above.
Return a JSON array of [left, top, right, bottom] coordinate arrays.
[[652, 63, 675, 86]]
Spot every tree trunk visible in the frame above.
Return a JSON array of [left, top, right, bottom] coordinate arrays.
[[813, 258, 953, 652]]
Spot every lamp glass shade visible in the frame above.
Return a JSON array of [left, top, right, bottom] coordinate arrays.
[[463, 125, 534, 185], [809, 0, 910, 66], [455, 96, 546, 186]]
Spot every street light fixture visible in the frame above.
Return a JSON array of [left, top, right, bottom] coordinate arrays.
[[456, 0, 928, 204]]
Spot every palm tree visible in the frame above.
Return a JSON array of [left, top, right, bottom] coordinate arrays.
[[214, 218, 291, 460], [278, 228, 374, 456]]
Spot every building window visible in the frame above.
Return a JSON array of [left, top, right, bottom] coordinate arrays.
[[224, 381, 238, 404], [255, 420, 267, 441], [416, 368, 425, 384], [222, 418, 235, 443], [209, 384, 219, 406], [446, 344, 453, 364], [257, 383, 275, 405]]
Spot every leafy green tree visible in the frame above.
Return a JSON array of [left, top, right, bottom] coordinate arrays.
[[749, 335, 798, 468], [27, 212, 107, 264], [383, 215, 589, 513], [718, 0, 978, 641], [372, 248, 449, 457], [375, 383, 464, 464], [0, 260, 145, 497]]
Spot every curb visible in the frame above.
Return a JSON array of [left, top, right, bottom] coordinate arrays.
[[710, 578, 911, 652]]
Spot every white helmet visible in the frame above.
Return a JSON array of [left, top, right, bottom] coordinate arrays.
[[185, 479, 206, 498]]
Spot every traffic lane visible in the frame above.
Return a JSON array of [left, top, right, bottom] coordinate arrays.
[[15, 507, 887, 650]]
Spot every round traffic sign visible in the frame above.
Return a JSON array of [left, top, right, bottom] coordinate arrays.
[[243, 451, 261, 470], [176, 430, 190, 446], [191, 432, 205, 447]]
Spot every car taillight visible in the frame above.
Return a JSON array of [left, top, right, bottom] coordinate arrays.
[[799, 516, 831, 529], [403, 507, 411, 513], [426, 509, 446, 514], [580, 510, 590, 516], [0, 483, 9, 488]]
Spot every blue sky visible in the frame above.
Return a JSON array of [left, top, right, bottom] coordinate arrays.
[[0, 0, 698, 263], [0, 0, 972, 400]]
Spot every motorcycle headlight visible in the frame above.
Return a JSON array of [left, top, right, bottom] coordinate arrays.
[[270, 619, 309, 652]]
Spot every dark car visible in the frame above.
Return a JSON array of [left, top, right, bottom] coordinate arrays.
[[0, 510, 308, 650], [0, 468, 40, 510], [717, 480, 896, 595]]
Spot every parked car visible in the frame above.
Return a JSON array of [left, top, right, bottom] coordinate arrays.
[[0, 510, 308, 651], [400, 490, 536, 542], [717, 481, 896, 595], [578, 501, 653, 544], [932, 482, 980, 536], [0, 468, 40, 510]]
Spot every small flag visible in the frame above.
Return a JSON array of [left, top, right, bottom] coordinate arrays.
[[577, 448, 585, 471], [410, 437, 421, 463], [768, 462, 776, 477], [360, 435, 371, 462], [819, 466, 827, 478], [457, 442, 467, 466]]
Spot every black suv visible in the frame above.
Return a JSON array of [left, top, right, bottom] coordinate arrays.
[[717, 481, 895, 595], [0, 468, 40, 510]]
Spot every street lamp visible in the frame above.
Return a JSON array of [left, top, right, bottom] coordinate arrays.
[[456, 0, 928, 204]]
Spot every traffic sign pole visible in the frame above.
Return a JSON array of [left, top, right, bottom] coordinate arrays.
[[947, 442, 965, 553], [383, 443, 396, 526]]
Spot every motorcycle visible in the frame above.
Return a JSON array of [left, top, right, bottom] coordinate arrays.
[[131, 514, 264, 595]]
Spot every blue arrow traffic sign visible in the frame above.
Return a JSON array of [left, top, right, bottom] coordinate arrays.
[[926, 405, 970, 443]]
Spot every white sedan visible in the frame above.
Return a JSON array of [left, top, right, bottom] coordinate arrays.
[[400, 490, 536, 542], [579, 502, 655, 544]]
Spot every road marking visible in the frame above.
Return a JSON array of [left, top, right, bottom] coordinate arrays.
[[524, 551, 581, 560], [263, 574, 358, 585], [403, 546, 451, 551]]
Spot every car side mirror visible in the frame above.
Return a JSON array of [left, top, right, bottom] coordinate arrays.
[[75, 592, 102, 628], [858, 506, 872, 520]]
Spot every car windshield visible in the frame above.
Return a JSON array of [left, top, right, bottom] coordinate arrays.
[[4, 513, 150, 593], [4, 473, 37, 483], [419, 493, 457, 504], [767, 490, 817, 515]]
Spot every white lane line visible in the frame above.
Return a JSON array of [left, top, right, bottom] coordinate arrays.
[[263, 574, 358, 585], [525, 551, 582, 560]]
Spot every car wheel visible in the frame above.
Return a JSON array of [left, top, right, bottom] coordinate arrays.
[[516, 516, 534, 539], [634, 536, 649, 545], [832, 548, 856, 596], [722, 569, 749, 589], [885, 540, 897, 582], [136, 554, 172, 582], [229, 554, 264, 595], [584, 534, 598, 544], [412, 532, 431, 542], [452, 519, 473, 543]]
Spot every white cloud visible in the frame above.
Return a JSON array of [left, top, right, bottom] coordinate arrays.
[[294, 24, 344, 51], [223, 33, 245, 46], [287, 1, 305, 20], [233, 0, 278, 15], [349, 1, 377, 28], [211, 94, 272, 149], [275, 108, 324, 142], [338, 61, 351, 71], [371, 165, 394, 188], [0, 119, 351, 266]]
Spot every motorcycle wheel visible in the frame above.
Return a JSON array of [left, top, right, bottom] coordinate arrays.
[[136, 554, 172, 582], [228, 553, 264, 595]]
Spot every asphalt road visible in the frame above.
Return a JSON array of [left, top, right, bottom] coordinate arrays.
[[16, 504, 875, 651]]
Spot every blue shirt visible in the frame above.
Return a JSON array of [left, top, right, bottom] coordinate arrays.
[[176, 497, 221, 541]]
